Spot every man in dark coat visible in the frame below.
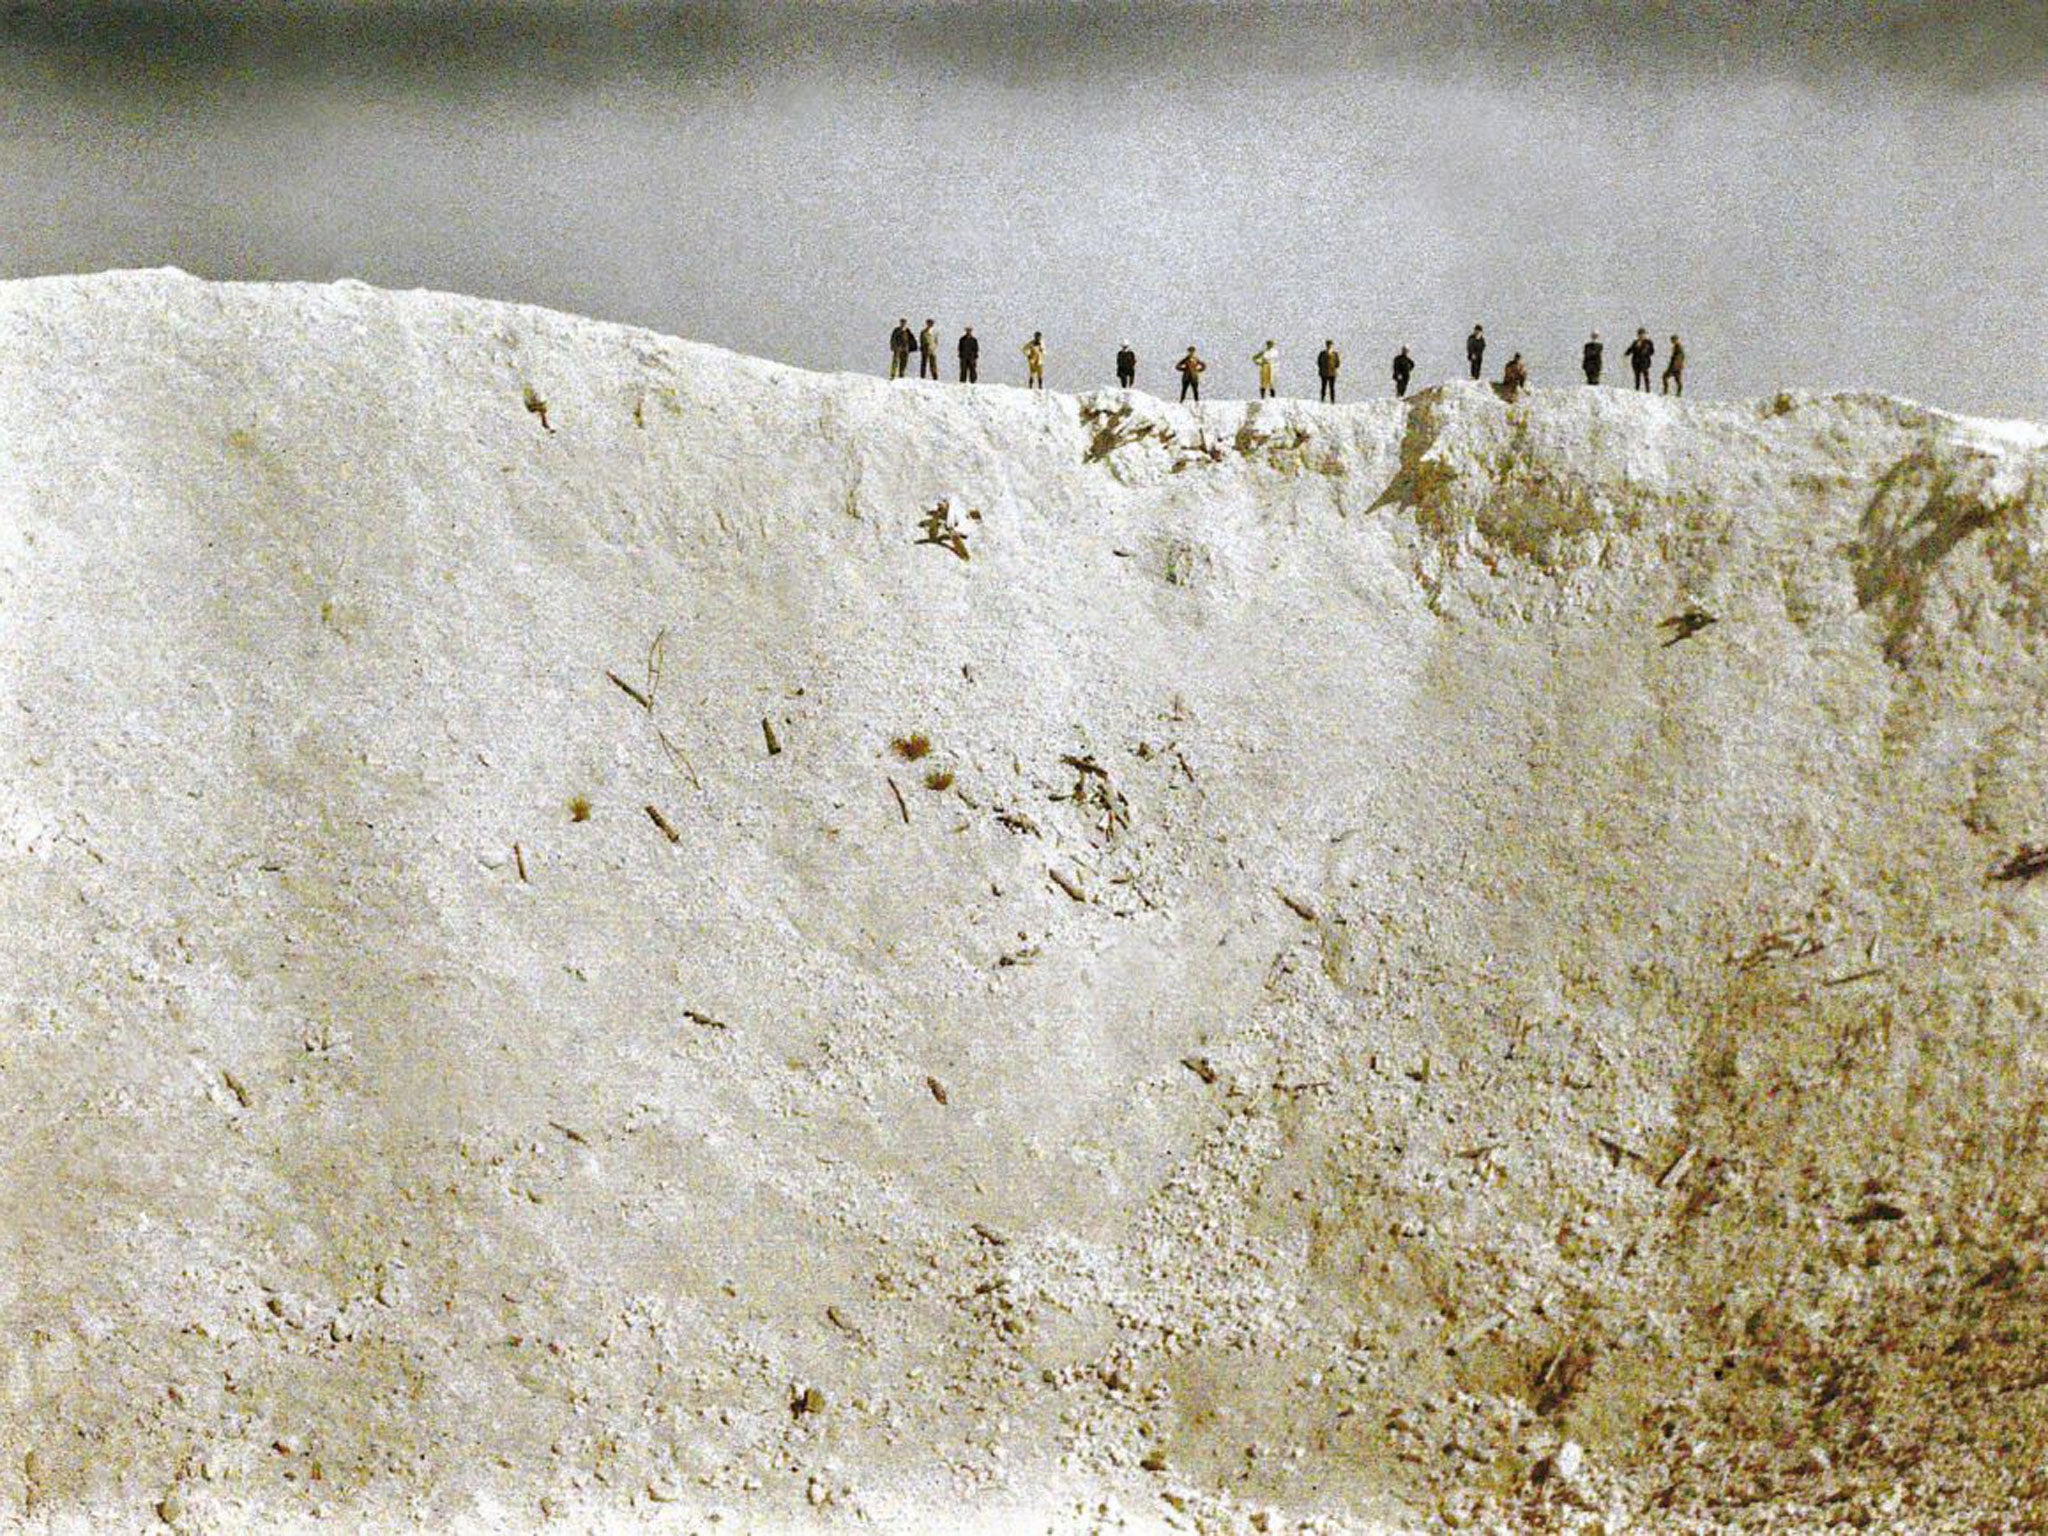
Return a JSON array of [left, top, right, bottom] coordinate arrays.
[[1116, 342, 1137, 389], [1316, 340, 1340, 403], [1582, 332, 1603, 385], [957, 326, 979, 384], [889, 318, 914, 379], [1391, 346, 1414, 397], [1466, 324, 1486, 380], [1627, 328, 1655, 391]]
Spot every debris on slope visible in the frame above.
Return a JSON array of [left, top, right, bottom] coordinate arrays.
[[1, 271, 2046, 1533]]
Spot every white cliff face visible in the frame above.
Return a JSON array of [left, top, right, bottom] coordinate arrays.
[[3, 270, 2046, 1532]]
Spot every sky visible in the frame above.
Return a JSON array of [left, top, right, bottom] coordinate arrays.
[[0, 1, 2043, 418]]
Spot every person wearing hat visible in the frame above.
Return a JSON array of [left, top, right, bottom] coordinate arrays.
[[1316, 339, 1341, 402], [918, 318, 939, 379], [1582, 331, 1604, 385], [1253, 339, 1280, 399], [889, 317, 915, 379], [1115, 341, 1137, 389], [1466, 324, 1487, 380], [1176, 345, 1206, 402], [1626, 328, 1656, 391], [1391, 345, 1414, 397], [957, 325, 980, 384]]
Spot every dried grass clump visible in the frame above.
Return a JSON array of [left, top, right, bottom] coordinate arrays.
[[568, 795, 592, 822], [923, 769, 955, 792], [892, 734, 932, 761]]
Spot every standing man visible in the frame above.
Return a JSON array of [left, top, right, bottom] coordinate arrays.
[[889, 318, 915, 380], [1466, 324, 1487, 381], [1582, 332, 1603, 385], [1253, 339, 1280, 399], [957, 325, 980, 384], [1115, 341, 1137, 389], [918, 318, 939, 380], [1662, 335, 1687, 396], [1316, 339, 1340, 403], [1023, 331, 1046, 390], [1627, 328, 1655, 391], [1391, 346, 1414, 398], [1176, 345, 1206, 402]]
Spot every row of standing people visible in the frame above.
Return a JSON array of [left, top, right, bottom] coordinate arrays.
[[886, 319, 1687, 399]]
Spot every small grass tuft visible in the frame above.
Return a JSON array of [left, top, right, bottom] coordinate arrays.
[[892, 734, 932, 761], [568, 795, 592, 822], [923, 769, 955, 792]]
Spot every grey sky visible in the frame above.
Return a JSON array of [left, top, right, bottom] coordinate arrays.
[[2, 2, 2043, 417]]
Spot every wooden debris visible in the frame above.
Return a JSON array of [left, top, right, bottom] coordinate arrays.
[[1594, 1133, 1644, 1168], [925, 1075, 949, 1105], [606, 669, 652, 711], [790, 1383, 827, 1418], [1447, 1310, 1510, 1355], [1276, 1079, 1331, 1096], [1533, 1337, 1598, 1416], [1180, 1056, 1218, 1085], [994, 806, 1042, 837], [996, 945, 1040, 968], [513, 843, 528, 883], [1846, 1198, 1908, 1225], [548, 1121, 588, 1145], [826, 1305, 856, 1333], [970, 1222, 1009, 1248], [645, 804, 681, 843], [887, 776, 910, 824], [1456, 1142, 1501, 1161], [762, 717, 782, 757], [1657, 608, 1718, 646], [644, 629, 667, 708], [1657, 1144, 1698, 1189], [1276, 889, 1319, 923], [222, 1068, 252, 1108], [1048, 867, 1087, 903], [1821, 966, 1888, 988], [522, 385, 553, 431], [1990, 844, 2048, 884], [683, 1008, 729, 1031], [656, 728, 702, 790], [915, 500, 970, 560], [1734, 929, 1826, 970]]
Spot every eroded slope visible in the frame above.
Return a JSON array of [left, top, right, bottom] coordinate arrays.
[[2, 272, 2046, 1533]]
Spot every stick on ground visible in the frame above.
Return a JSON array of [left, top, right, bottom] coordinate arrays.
[[1276, 889, 1319, 922], [607, 670, 653, 710]]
